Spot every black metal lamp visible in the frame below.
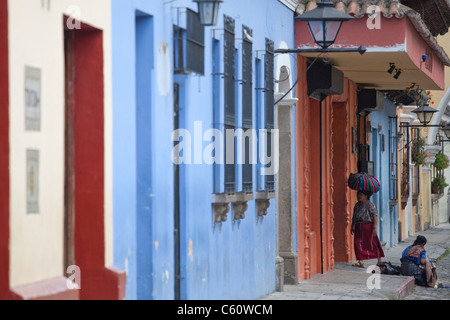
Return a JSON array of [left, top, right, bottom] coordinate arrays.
[[412, 104, 438, 126], [298, 0, 354, 49], [193, 0, 223, 26]]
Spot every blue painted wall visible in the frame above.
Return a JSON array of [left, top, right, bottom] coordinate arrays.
[[112, 0, 175, 300], [369, 98, 399, 248], [112, 0, 295, 300]]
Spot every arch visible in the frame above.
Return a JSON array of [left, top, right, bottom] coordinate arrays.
[[275, 41, 294, 97], [427, 87, 450, 145]]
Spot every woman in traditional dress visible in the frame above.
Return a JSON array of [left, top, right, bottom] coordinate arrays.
[[351, 190, 385, 268], [400, 235, 437, 287]]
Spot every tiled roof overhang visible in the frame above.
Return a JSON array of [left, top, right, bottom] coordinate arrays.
[[296, 0, 450, 66], [401, 0, 450, 37]]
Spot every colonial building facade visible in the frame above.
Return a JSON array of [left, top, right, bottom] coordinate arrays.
[[294, 0, 449, 281]]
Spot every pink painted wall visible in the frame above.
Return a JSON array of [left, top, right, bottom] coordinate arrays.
[[404, 18, 445, 90], [295, 17, 406, 49], [295, 16, 445, 89]]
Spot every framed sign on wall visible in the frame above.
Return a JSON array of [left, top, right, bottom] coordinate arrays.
[[26, 149, 39, 214], [25, 66, 41, 131]]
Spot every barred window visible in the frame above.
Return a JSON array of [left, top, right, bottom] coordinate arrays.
[[242, 25, 253, 193], [224, 15, 236, 194], [389, 117, 398, 200], [264, 38, 275, 192]]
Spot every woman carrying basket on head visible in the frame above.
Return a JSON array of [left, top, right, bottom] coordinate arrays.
[[348, 173, 384, 268], [351, 190, 385, 268]]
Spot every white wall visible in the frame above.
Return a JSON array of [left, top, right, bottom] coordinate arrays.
[[439, 139, 450, 224], [8, 0, 112, 287]]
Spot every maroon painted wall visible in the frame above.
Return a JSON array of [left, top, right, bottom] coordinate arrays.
[[69, 22, 125, 300], [0, 0, 11, 300]]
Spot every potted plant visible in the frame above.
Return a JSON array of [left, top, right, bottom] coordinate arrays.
[[411, 138, 426, 167], [433, 152, 449, 170], [431, 175, 448, 194]]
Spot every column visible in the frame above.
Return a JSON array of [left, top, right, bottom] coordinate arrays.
[[275, 93, 298, 287]]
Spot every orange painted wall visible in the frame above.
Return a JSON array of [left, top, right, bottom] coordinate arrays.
[[331, 80, 359, 263], [296, 56, 341, 280], [296, 55, 309, 281], [296, 55, 360, 281]]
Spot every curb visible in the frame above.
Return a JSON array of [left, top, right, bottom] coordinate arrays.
[[395, 276, 415, 300]]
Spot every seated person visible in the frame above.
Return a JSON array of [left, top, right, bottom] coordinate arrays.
[[400, 235, 437, 287]]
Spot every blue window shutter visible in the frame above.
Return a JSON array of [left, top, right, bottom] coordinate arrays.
[[224, 15, 236, 194], [265, 38, 275, 191], [174, 9, 205, 75], [242, 25, 253, 193]]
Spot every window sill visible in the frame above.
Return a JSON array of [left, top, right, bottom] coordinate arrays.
[[389, 199, 398, 211], [255, 191, 275, 200], [255, 191, 275, 220], [211, 193, 236, 226], [232, 192, 254, 222], [431, 193, 444, 201], [211, 191, 274, 226]]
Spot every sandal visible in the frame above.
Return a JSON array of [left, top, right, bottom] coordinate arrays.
[[352, 261, 365, 268]]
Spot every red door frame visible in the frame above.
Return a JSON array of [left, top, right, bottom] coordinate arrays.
[[65, 17, 125, 300]]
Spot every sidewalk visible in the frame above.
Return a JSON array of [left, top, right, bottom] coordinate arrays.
[[262, 223, 450, 300]]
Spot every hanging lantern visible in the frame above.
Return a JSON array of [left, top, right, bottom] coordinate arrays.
[[193, 0, 223, 26], [297, 0, 354, 49]]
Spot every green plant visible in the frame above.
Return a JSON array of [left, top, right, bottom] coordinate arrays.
[[433, 152, 449, 170], [436, 249, 450, 263], [431, 175, 448, 194], [411, 138, 426, 167]]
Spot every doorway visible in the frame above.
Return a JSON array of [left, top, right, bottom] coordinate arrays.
[[135, 13, 154, 300], [64, 28, 75, 273], [309, 99, 323, 275], [173, 80, 187, 300], [174, 82, 181, 300], [371, 129, 383, 240], [63, 17, 124, 300]]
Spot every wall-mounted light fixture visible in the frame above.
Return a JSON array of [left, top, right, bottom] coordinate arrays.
[[274, 0, 366, 104], [193, 0, 223, 26], [394, 69, 402, 80], [400, 104, 439, 129], [297, 0, 354, 50], [441, 124, 450, 140], [387, 63, 396, 74], [412, 104, 437, 126]]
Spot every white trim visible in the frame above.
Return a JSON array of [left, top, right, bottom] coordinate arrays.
[[275, 41, 296, 101], [278, 0, 297, 11], [424, 145, 441, 165], [399, 113, 414, 124], [402, 105, 419, 115], [294, 43, 407, 52]]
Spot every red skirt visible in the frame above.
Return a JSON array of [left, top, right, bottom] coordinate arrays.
[[354, 223, 385, 261]]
